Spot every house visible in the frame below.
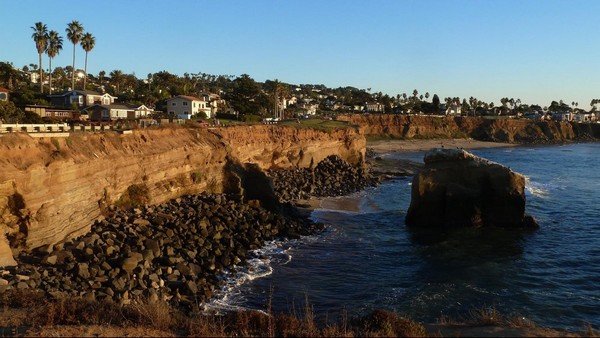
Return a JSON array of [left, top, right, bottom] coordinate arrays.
[[0, 87, 8, 101], [20, 104, 77, 121], [48, 90, 117, 108], [297, 101, 318, 115], [198, 92, 226, 115], [552, 112, 572, 122], [573, 112, 596, 123], [285, 96, 298, 107], [166, 95, 212, 119], [365, 102, 384, 113], [446, 102, 461, 115], [83, 103, 156, 122]]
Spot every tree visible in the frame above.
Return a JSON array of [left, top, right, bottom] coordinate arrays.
[[109, 70, 124, 95], [265, 79, 289, 119], [80, 32, 95, 90], [0, 62, 22, 90], [432, 94, 440, 112], [46, 30, 63, 94], [0, 101, 25, 123], [31, 22, 48, 93], [52, 67, 68, 90], [66, 20, 84, 90], [226, 74, 264, 116]]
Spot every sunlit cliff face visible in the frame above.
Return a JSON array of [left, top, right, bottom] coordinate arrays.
[[0, 125, 365, 262]]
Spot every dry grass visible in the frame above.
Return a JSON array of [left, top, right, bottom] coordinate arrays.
[[0, 290, 591, 337], [585, 323, 599, 337], [468, 305, 503, 326], [123, 298, 177, 331], [359, 309, 428, 337]]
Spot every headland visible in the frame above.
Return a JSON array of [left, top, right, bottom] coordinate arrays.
[[0, 115, 598, 336]]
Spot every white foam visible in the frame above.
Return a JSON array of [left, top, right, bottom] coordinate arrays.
[[524, 176, 549, 198], [202, 240, 293, 314]]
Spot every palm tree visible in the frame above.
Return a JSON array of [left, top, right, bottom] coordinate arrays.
[[80, 32, 95, 90], [31, 22, 48, 93], [66, 20, 84, 90], [46, 30, 63, 94], [109, 69, 124, 94]]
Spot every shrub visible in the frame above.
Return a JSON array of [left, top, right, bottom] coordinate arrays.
[[115, 183, 151, 209]]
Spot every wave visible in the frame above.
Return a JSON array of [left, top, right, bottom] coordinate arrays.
[[202, 241, 293, 314], [524, 176, 549, 198]]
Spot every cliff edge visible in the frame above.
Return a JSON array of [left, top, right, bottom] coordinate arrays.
[[0, 125, 364, 262], [337, 114, 600, 143]]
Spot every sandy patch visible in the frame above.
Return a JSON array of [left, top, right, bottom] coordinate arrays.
[[368, 139, 516, 153], [296, 196, 361, 213]]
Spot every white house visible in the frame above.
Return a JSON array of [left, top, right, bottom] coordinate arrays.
[[166, 95, 211, 120], [446, 102, 462, 115], [364, 102, 384, 113], [84, 103, 157, 121], [573, 112, 596, 123]]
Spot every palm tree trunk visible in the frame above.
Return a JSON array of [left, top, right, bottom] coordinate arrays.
[[71, 43, 76, 90], [38, 53, 43, 94], [83, 51, 88, 90], [49, 57, 53, 94]]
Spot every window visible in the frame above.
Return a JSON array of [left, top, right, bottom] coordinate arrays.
[[172, 102, 176, 106], [183, 102, 188, 106]]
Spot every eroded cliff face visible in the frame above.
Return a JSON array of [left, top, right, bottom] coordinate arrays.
[[337, 114, 600, 143], [0, 125, 364, 258]]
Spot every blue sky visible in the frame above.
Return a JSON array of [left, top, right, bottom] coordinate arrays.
[[1, 0, 599, 108]]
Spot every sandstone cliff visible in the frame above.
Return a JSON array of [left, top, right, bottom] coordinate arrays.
[[0, 125, 365, 260], [337, 114, 600, 143]]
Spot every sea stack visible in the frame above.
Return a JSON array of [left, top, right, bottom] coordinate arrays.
[[405, 148, 538, 229]]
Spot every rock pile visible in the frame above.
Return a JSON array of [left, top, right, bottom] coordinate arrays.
[[0, 193, 323, 306], [269, 155, 378, 202]]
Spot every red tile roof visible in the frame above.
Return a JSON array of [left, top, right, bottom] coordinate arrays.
[[175, 95, 205, 102]]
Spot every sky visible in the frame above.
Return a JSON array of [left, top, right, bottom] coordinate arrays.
[[1, 0, 599, 108]]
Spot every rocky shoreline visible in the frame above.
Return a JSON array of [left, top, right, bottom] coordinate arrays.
[[0, 155, 376, 309]]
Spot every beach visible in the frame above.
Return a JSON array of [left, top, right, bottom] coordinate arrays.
[[367, 138, 516, 153]]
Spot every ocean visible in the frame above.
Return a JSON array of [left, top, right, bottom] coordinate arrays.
[[207, 142, 600, 331]]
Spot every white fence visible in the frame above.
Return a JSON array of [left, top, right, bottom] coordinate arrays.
[[0, 123, 69, 133], [0, 123, 115, 134]]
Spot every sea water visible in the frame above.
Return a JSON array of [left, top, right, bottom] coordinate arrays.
[[208, 143, 600, 330]]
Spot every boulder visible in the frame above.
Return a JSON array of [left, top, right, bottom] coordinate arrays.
[[405, 148, 538, 228], [0, 235, 17, 267]]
